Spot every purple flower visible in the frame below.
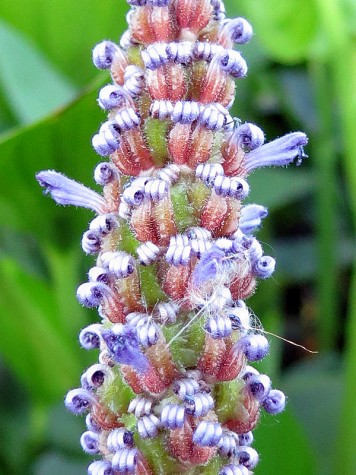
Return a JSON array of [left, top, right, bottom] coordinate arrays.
[[191, 245, 227, 287], [244, 132, 308, 172], [101, 325, 150, 374], [36, 170, 107, 213]]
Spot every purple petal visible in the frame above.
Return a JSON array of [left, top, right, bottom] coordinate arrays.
[[36, 170, 107, 213], [101, 325, 150, 374], [244, 132, 308, 172]]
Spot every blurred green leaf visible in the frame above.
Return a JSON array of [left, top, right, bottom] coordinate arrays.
[[230, 0, 318, 64], [248, 168, 315, 210], [0, 361, 30, 473], [0, 0, 129, 86], [0, 21, 76, 124], [254, 406, 316, 474], [46, 402, 86, 455], [277, 69, 317, 132], [0, 75, 106, 245], [32, 452, 86, 475], [0, 257, 85, 404], [283, 355, 343, 475], [274, 235, 354, 281]]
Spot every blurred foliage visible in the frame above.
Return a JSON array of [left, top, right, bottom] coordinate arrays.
[[0, 0, 355, 474]]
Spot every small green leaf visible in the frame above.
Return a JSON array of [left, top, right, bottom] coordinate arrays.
[[0, 21, 76, 124]]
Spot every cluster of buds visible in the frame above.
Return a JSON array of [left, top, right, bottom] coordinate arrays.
[[36, 1, 307, 473]]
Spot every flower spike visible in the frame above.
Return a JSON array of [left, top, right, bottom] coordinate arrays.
[[36, 1, 308, 472]]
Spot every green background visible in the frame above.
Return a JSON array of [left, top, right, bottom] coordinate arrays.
[[0, 0, 355, 473]]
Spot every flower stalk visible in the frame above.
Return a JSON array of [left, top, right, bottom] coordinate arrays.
[[36, 1, 307, 473]]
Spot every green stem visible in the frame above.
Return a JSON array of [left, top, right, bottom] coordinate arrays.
[[313, 0, 356, 472], [333, 45, 356, 475], [308, 61, 338, 350]]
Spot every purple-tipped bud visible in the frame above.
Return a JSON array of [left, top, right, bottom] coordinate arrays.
[[231, 123, 265, 151], [128, 395, 153, 417], [122, 185, 146, 206], [221, 18, 253, 44], [81, 230, 102, 255], [196, 162, 224, 184], [226, 305, 250, 335], [112, 448, 138, 473], [161, 404, 186, 429], [79, 324, 102, 350], [86, 413, 101, 433], [36, 170, 107, 214], [144, 178, 168, 202], [80, 430, 100, 454], [137, 241, 161, 265], [88, 460, 114, 475], [211, 0, 226, 20], [92, 128, 120, 157], [205, 315, 232, 339], [137, 414, 161, 439], [124, 73, 145, 97], [193, 421, 223, 447], [81, 364, 109, 389], [219, 464, 248, 475], [246, 374, 271, 401], [165, 239, 192, 266], [103, 251, 135, 278], [253, 255, 276, 279], [166, 41, 194, 64], [107, 428, 134, 452], [241, 365, 260, 382], [98, 84, 127, 110], [92, 40, 121, 69], [218, 50, 248, 77], [218, 431, 239, 457], [150, 99, 174, 120], [262, 389, 286, 414], [141, 43, 170, 70], [76, 281, 114, 308], [213, 175, 250, 200], [115, 108, 140, 131], [65, 388, 97, 415], [248, 238, 263, 262], [173, 378, 200, 399], [94, 162, 118, 186], [89, 213, 118, 235], [236, 334, 270, 361], [193, 42, 225, 61], [244, 132, 308, 172], [127, 0, 146, 5], [234, 445, 259, 469], [148, 0, 170, 6], [185, 392, 215, 417], [240, 204, 268, 234], [101, 325, 150, 374], [238, 431, 254, 446], [171, 101, 201, 124]]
